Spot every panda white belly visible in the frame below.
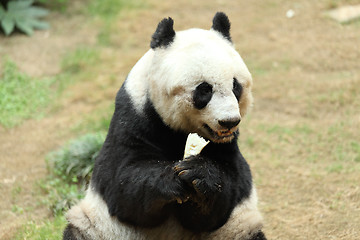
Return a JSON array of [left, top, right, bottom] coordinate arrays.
[[66, 186, 263, 240]]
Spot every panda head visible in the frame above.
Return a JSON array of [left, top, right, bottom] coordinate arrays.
[[129, 12, 253, 143]]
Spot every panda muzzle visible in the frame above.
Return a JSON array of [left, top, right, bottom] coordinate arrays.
[[217, 130, 234, 137], [204, 124, 237, 140]]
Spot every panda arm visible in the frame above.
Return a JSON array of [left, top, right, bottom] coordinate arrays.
[[173, 144, 252, 232], [94, 145, 191, 228], [90, 86, 197, 227]]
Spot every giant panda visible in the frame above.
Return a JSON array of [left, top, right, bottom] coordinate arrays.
[[63, 12, 267, 240]]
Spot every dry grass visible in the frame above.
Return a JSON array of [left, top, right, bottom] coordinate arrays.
[[137, 0, 360, 239], [227, 1, 360, 239]]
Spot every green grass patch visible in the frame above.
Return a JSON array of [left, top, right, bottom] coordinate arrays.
[[244, 136, 255, 148], [323, 122, 360, 163], [326, 163, 344, 173], [50, 46, 101, 95], [14, 214, 67, 240], [351, 141, 360, 163], [11, 185, 22, 201], [41, 132, 105, 215], [0, 47, 102, 128], [61, 47, 100, 75], [39, 177, 85, 216], [88, 0, 144, 19], [88, 0, 147, 46], [97, 22, 113, 46], [306, 153, 319, 163], [246, 57, 292, 77], [258, 123, 314, 144], [11, 204, 25, 214], [0, 60, 54, 128], [36, 0, 69, 12], [71, 103, 114, 133], [246, 61, 268, 77], [96, 19, 118, 46]]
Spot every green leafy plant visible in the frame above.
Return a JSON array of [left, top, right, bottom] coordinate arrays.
[[0, 0, 49, 36], [47, 132, 106, 185], [42, 133, 105, 215], [40, 177, 85, 215], [14, 214, 67, 240]]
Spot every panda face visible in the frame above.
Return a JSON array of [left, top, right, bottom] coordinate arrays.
[[125, 14, 253, 143], [147, 29, 253, 143]]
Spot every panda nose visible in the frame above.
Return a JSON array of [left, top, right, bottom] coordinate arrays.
[[218, 118, 241, 129]]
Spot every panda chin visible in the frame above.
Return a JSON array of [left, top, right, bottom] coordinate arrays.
[[203, 124, 236, 143]]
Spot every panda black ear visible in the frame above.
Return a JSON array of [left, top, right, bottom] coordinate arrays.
[[211, 12, 232, 42], [151, 17, 176, 49]]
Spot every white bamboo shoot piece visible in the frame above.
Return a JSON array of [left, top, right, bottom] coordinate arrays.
[[183, 133, 209, 159]]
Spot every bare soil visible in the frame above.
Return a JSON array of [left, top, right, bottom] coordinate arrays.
[[0, 8, 99, 238], [0, 0, 359, 239]]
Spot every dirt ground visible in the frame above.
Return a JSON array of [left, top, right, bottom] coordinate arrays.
[[0, 4, 97, 236], [1, 0, 359, 239]]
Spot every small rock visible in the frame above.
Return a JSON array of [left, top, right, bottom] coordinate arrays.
[[327, 4, 360, 23], [2, 176, 16, 184], [286, 9, 295, 19]]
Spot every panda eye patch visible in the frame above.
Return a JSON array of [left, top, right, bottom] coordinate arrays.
[[193, 82, 213, 109], [232, 78, 243, 101]]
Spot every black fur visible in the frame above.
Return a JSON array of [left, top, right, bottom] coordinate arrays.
[[91, 83, 253, 233], [233, 78, 243, 101], [212, 12, 232, 42], [193, 82, 213, 109], [249, 230, 267, 240], [150, 17, 176, 49], [63, 224, 86, 240]]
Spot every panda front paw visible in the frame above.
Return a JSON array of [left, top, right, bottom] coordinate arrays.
[[159, 167, 191, 204], [173, 155, 222, 199]]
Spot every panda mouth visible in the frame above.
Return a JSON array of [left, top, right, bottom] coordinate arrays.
[[204, 124, 235, 141]]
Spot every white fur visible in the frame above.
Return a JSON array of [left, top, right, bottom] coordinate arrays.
[[125, 50, 154, 113], [66, 187, 262, 240], [66, 186, 198, 240], [124, 28, 253, 142], [207, 188, 263, 240]]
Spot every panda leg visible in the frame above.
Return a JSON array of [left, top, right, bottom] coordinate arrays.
[[206, 188, 265, 240], [249, 230, 267, 240], [63, 224, 87, 240]]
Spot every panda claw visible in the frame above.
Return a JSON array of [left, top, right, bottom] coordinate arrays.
[[178, 170, 188, 176], [175, 196, 190, 204], [192, 179, 199, 186], [173, 165, 182, 172], [192, 179, 201, 192]]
